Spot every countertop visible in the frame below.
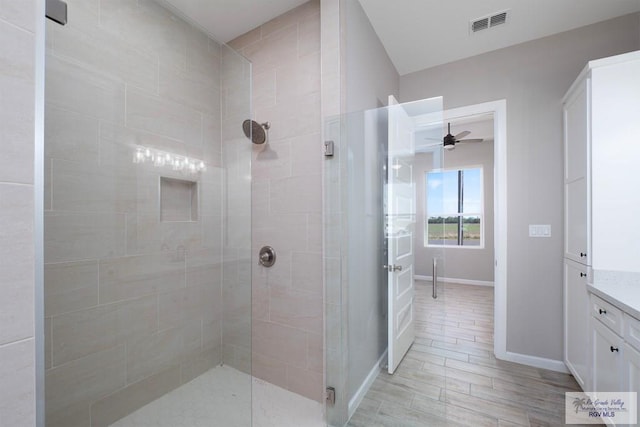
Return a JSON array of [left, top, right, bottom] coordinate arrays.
[[587, 270, 640, 320]]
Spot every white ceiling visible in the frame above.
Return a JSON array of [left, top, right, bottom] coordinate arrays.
[[161, 0, 640, 75], [161, 0, 310, 43], [358, 0, 640, 75]]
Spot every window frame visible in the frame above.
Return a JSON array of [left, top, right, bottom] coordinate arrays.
[[424, 166, 485, 249]]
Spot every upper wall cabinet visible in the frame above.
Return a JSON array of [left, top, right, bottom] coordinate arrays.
[[563, 50, 640, 273]]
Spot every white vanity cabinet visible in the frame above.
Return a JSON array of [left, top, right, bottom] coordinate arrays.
[[624, 314, 640, 421], [563, 50, 640, 392], [589, 291, 640, 426], [590, 295, 624, 394]]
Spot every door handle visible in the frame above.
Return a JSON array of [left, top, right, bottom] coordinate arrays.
[[383, 265, 403, 272]]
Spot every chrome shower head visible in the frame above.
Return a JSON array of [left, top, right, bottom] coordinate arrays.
[[242, 120, 270, 145]]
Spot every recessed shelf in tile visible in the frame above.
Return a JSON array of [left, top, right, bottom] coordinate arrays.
[[160, 177, 198, 222]]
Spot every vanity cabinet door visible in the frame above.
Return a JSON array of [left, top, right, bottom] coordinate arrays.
[[564, 260, 589, 389], [623, 343, 640, 421], [592, 318, 624, 393]]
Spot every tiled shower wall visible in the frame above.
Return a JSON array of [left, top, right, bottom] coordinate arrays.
[[0, 0, 37, 425], [229, 0, 324, 402], [43, 1, 250, 426]]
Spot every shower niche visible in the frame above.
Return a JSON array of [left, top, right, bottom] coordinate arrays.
[[160, 177, 198, 222]]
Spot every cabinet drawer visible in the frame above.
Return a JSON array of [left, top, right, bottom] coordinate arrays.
[[625, 313, 640, 353], [591, 294, 624, 335]]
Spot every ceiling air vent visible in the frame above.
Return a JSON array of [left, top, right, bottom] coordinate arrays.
[[470, 10, 509, 34]]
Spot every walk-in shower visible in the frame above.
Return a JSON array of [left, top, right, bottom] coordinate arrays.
[[43, 1, 252, 425]]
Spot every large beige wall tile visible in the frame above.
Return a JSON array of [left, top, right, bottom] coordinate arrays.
[[0, 19, 35, 184], [44, 212, 126, 263], [292, 252, 323, 292], [51, 295, 156, 365], [252, 320, 308, 369], [159, 62, 220, 116], [125, 87, 203, 147], [269, 285, 322, 335], [286, 364, 323, 401], [0, 339, 35, 426], [90, 365, 182, 427], [180, 346, 221, 384], [0, 184, 34, 345], [51, 158, 137, 213], [291, 132, 322, 177], [44, 106, 99, 164], [45, 55, 125, 125], [99, 253, 185, 303], [50, 23, 158, 94], [0, 0, 36, 32], [252, 352, 287, 387], [45, 345, 126, 423], [44, 260, 99, 317], [126, 327, 183, 383], [98, 0, 187, 69], [269, 174, 322, 214], [253, 213, 308, 252], [298, 9, 321, 58]]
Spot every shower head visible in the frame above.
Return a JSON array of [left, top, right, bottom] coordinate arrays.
[[242, 120, 270, 145]]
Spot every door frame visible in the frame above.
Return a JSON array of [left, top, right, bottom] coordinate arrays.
[[442, 100, 508, 361]]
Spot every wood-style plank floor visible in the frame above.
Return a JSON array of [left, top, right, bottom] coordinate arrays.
[[348, 281, 584, 427]]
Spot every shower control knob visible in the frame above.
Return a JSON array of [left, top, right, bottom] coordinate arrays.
[[258, 246, 276, 267]]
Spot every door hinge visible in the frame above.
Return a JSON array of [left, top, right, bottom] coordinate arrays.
[[324, 140, 334, 157], [326, 386, 336, 406], [46, 0, 68, 25]]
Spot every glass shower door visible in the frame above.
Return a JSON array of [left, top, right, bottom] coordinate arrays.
[[324, 95, 444, 426], [43, 1, 252, 426]]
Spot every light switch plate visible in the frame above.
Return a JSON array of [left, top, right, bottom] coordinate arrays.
[[529, 224, 551, 237]]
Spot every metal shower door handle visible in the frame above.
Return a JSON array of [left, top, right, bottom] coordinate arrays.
[[382, 264, 402, 272], [432, 258, 437, 299]]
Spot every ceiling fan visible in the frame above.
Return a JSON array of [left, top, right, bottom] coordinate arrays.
[[427, 122, 484, 150]]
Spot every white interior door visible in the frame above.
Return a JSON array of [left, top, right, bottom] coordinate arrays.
[[387, 95, 417, 374]]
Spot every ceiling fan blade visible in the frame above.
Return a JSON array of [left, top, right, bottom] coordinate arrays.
[[424, 137, 442, 141], [457, 138, 484, 144], [454, 130, 470, 139]]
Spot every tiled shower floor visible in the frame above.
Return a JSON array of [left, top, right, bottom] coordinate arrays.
[[111, 365, 324, 427]]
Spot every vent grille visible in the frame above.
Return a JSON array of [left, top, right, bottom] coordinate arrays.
[[470, 10, 509, 34], [471, 18, 489, 32], [490, 12, 507, 27]]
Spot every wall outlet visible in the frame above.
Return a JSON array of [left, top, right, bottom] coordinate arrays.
[[529, 224, 551, 237]]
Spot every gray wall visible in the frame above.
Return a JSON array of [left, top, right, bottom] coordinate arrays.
[[0, 0, 37, 425], [414, 139, 495, 282], [400, 13, 640, 361], [343, 0, 399, 403]]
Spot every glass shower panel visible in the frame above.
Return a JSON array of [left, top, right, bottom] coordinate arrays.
[[43, 1, 251, 426], [324, 97, 444, 426]]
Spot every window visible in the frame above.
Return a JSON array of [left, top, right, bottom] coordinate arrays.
[[425, 167, 483, 247]]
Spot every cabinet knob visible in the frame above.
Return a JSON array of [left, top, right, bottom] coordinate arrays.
[[599, 308, 607, 315], [610, 346, 619, 353], [580, 272, 587, 278], [580, 252, 587, 258]]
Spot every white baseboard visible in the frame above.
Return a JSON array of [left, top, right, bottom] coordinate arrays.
[[348, 350, 387, 420], [415, 275, 494, 287], [497, 350, 569, 373]]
